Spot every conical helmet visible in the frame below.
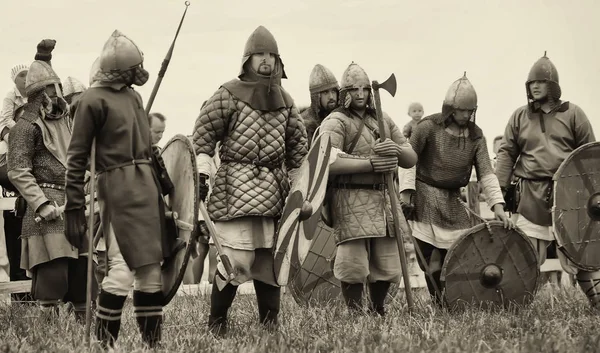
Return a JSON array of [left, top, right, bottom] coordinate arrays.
[[25, 60, 61, 97], [309, 64, 339, 94], [340, 62, 371, 91], [62, 77, 86, 98], [98, 30, 144, 73], [443, 72, 477, 110], [526, 52, 561, 100], [238, 25, 287, 78]]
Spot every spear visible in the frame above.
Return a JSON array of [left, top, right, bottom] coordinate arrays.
[[145, 1, 191, 114]]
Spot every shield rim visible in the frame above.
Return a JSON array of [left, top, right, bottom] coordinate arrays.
[[159, 134, 199, 305], [441, 220, 540, 309], [274, 133, 332, 286], [552, 141, 600, 271]]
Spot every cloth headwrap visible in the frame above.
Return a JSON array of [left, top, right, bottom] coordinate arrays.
[[11, 64, 29, 82]]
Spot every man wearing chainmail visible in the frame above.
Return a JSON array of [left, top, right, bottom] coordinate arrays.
[[300, 64, 339, 146], [7, 40, 96, 320], [192, 25, 308, 336], [495, 53, 597, 307], [319, 62, 417, 316], [65, 30, 174, 349], [400, 73, 513, 306]]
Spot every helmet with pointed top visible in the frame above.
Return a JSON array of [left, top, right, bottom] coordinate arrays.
[[98, 30, 144, 73], [340, 62, 371, 91], [238, 25, 287, 78], [25, 60, 61, 97], [309, 64, 339, 94], [443, 72, 477, 111], [62, 77, 86, 98], [526, 52, 561, 100]]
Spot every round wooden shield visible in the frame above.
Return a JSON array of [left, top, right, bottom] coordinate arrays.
[[287, 213, 341, 305], [274, 133, 332, 286], [441, 221, 539, 310], [159, 135, 198, 305], [552, 141, 600, 271]]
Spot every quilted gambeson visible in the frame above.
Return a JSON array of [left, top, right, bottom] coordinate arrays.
[[320, 110, 411, 244], [193, 86, 308, 221]]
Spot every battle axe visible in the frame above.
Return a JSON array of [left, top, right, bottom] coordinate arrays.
[[371, 74, 415, 310]]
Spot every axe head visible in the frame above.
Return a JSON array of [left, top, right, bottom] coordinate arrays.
[[373, 73, 397, 97]]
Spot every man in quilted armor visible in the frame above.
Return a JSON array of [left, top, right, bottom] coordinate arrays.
[[192, 25, 308, 335], [400, 73, 512, 306], [495, 53, 597, 307], [65, 30, 174, 348], [7, 40, 96, 320], [318, 62, 417, 316], [300, 64, 339, 146]]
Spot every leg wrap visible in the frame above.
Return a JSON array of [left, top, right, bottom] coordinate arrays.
[[95, 290, 127, 348], [253, 280, 281, 327], [341, 282, 364, 311], [133, 291, 164, 348], [208, 281, 237, 337], [368, 281, 391, 316], [576, 270, 600, 309]]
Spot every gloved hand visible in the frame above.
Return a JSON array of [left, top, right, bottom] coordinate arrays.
[[199, 173, 209, 202], [373, 138, 403, 157], [399, 190, 415, 219], [196, 220, 210, 239], [65, 208, 87, 250], [370, 155, 398, 173], [35, 39, 56, 62]]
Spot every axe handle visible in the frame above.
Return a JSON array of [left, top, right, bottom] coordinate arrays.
[[373, 85, 415, 311], [198, 200, 235, 278]]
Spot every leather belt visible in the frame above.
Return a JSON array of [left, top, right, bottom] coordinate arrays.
[[99, 159, 152, 173], [38, 182, 65, 191], [330, 183, 386, 191]]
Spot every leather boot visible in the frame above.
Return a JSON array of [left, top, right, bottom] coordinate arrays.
[[95, 290, 127, 349], [208, 281, 238, 337], [253, 280, 281, 330], [133, 291, 164, 348]]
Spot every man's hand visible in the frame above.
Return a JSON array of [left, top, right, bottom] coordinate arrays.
[[35, 39, 56, 61], [373, 138, 402, 157], [493, 203, 514, 230], [399, 190, 415, 218], [65, 208, 87, 250], [199, 173, 209, 202], [37, 203, 61, 221], [370, 156, 398, 173]]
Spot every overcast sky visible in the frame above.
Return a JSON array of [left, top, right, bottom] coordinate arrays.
[[1, 0, 598, 152]]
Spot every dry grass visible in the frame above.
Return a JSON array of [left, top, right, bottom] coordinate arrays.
[[0, 283, 599, 353]]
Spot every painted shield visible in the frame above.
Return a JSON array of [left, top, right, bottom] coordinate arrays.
[[159, 134, 198, 305], [441, 221, 539, 310], [552, 141, 600, 271], [274, 133, 332, 287]]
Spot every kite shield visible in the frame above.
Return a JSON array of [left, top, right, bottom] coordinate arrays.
[[552, 141, 600, 271], [159, 134, 198, 305], [441, 221, 539, 310], [274, 133, 332, 287]]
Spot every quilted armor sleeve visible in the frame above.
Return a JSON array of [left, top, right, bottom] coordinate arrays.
[[285, 103, 308, 170], [192, 87, 233, 158]]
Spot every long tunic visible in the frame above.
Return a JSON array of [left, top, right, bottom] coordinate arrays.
[[319, 109, 413, 245], [495, 102, 595, 234], [7, 110, 77, 270], [405, 115, 504, 249], [65, 86, 166, 269]]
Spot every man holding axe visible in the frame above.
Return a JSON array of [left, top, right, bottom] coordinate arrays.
[[318, 62, 417, 315]]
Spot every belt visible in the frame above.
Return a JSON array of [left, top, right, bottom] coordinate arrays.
[[330, 183, 386, 191], [39, 183, 65, 191], [99, 159, 152, 173]]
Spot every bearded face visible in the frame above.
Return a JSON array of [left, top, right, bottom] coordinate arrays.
[[319, 88, 338, 113], [250, 52, 276, 76]]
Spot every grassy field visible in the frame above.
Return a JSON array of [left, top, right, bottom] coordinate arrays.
[[0, 282, 599, 353]]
